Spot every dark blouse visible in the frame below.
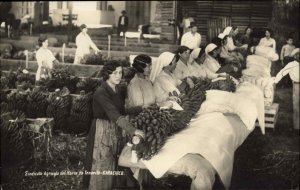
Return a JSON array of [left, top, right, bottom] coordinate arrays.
[[92, 81, 142, 122]]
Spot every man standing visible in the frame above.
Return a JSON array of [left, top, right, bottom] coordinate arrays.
[[181, 12, 195, 34], [117, 10, 129, 38], [273, 48, 299, 130], [181, 22, 201, 50], [74, 24, 101, 64]]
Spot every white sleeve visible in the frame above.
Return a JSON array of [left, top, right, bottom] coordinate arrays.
[[274, 62, 297, 83], [198, 34, 201, 47], [75, 35, 80, 47], [273, 39, 276, 51], [181, 34, 187, 46], [258, 38, 264, 46], [35, 51, 43, 67], [49, 50, 57, 68], [88, 35, 99, 51]]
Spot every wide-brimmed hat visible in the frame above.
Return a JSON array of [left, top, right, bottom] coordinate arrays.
[[121, 10, 126, 14]]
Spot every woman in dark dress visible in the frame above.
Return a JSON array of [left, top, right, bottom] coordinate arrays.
[[83, 61, 145, 189]]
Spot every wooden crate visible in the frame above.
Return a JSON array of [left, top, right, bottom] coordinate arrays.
[[255, 103, 279, 130]]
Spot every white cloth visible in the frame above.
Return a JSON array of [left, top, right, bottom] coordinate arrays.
[[246, 55, 272, 70], [203, 54, 221, 73], [149, 52, 175, 83], [235, 81, 266, 134], [275, 60, 299, 83], [142, 112, 251, 189], [74, 32, 98, 64], [258, 37, 276, 51], [181, 31, 201, 50], [197, 90, 258, 131], [153, 71, 181, 104], [35, 47, 56, 81], [252, 45, 279, 61]]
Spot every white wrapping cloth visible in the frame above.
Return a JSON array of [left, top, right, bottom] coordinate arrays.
[[142, 112, 252, 189], [251, 45, 279, 61], [197, 90, 258, 131]]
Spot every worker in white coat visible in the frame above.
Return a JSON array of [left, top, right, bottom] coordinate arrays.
[[273, 48, 299, 130], [181, 22, 201, 50], [74, 24, 101, 64]]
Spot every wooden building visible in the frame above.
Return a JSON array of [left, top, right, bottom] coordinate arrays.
[[155, 0, 273, 43]]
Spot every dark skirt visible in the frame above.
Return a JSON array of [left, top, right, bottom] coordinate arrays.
[[83, 119, 124, 189]]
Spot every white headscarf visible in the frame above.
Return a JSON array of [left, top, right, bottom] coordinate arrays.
[[223, 26, 232, 36], [205, 43, 217, 55], [218, 33, 226, 40], [189, 48, 201, 61], [150, 52, 175, 83]]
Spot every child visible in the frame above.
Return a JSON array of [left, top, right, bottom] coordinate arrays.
[[280, 36, 295, 66]]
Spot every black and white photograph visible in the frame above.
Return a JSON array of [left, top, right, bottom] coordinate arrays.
[[0, 1, 299, 189]]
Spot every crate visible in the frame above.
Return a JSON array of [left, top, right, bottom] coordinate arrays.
[[255, 103, 279, 131], [26, 118, 54, 160]]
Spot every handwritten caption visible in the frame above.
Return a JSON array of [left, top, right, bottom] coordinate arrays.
[[25, 170, 124, 177]]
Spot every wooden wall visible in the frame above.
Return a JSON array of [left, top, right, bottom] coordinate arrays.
[[178, 0, 273, 43]]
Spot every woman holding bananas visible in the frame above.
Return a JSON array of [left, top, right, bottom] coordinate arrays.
[[83, 61, 145, 189]]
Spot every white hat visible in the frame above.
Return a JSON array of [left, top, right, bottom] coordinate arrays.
[[205, 43, 217, 54], [218, 33, 226, 39], [290, 48, 299, 57], [223, 26, 232, 36]]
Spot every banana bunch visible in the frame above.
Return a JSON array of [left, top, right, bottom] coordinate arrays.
[[46, 91, 71, 131], [66, 76, 80, 94], [12, 50, 26, 60], [70, 94, 92, 121], [6, 90, 29, 113], [16, 69, 35, 84], [5, 69, 17, 88], [0, 91, 8, 103], [26, 88, 49, 118], [170, 80, 207, 133], [50, 66, 72, 89], [211, 76, 236, 92], [68, 93, 93, 133], [1, 110, 34, 166], [81, 53, 104, 65], [1, 77, 9, 90], [131, 105, 173, 160], [76, 78, 102, 93]]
